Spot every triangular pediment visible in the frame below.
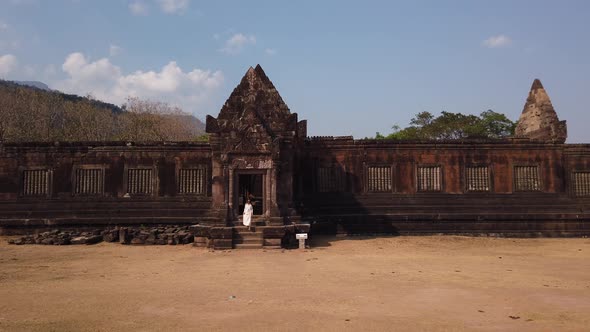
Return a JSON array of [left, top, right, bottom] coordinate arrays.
[[206, 65, 296, 137]]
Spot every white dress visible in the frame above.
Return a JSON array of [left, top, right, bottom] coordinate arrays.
[[242, 203, 253, 226]]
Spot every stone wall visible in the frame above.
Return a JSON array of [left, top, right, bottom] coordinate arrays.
[[296, 138, 590, 236], [0, 142, 217, 234], [2, 139, 590, 238]]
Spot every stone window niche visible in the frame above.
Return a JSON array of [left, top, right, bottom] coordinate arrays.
[[367, 166, 392, 192], [20, 168, 52, 197], [177, 167, 207, 195], [465, 166, 491, 192], [316, 166, 346, 193], [513, 165, 541, 192], [572, 171, 590, 197], [126, 167, 155, 195], [73, 167, 105, 196], [417, 165, 442, 192]]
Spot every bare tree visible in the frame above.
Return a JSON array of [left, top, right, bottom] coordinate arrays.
[[119, 97, 202, 141], [0, 82, 205, 142]]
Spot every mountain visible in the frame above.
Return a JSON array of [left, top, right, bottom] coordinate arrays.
[[0, 79, 124, 114], [13, 80, 51, 91]]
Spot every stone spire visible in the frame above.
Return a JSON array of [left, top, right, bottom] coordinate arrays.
[[515, 79, 567, 143]]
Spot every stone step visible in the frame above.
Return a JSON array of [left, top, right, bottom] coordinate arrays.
[[232, 227, 263, 234], [232, 220, 267, 227], [233, 243, 263, 249], [233, 233, 263, 240], [233, 238, 264, 245]]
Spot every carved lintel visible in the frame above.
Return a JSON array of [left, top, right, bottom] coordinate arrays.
[[230, 157, 273, 170]]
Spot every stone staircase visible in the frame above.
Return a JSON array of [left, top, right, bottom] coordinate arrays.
[[231, 217, 281, 249], [232, 226, 264, 249]]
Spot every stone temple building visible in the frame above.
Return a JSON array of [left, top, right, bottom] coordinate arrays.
[[0, 65, 589, 248]]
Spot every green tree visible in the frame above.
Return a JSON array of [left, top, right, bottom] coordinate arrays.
[[377, 110, 517, 140]]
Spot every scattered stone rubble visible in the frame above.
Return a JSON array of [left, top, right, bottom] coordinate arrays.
[[7, 226, 195, 246], [6, 223, 309, 249]]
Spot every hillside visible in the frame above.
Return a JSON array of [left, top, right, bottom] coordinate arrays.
[[0, 80, 206, 142], [13, 80, 51, 91]]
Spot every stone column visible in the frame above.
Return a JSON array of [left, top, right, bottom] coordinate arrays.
[[269, 166, 281, 225], [227, 167, 234, 223], [222, 165, 228, 205], [271, 167, 277, 210], [265, 168, 271, 217]]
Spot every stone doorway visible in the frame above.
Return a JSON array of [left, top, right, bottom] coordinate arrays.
[[237, 173, 264, 216]]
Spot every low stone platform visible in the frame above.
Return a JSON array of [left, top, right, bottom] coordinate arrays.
[[6, 223, 312, 250], [191, 223, 311, 250]]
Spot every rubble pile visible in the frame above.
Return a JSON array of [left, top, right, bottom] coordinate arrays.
[[7, 226, 195, 246]]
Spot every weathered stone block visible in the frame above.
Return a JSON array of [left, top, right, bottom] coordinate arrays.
[[209, 227, 233, 239], [130, 237, 145, 245], [85, 235, 102, 245], [41, 238, 54, 245], [193, 236, 208, 247], [262, 226, 288, 238], [189, 225, 210, 237], [263, 238, 281, 247], [71, 236, 86, 245], [54, 237, 71, 245], [181, 234, 194, 244], [212, 239, 232, 250], [102, 230, 118, 243], [119, 228, 130, 244]]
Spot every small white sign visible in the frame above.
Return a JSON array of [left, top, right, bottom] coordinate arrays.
[[296, 233, 308, 240]]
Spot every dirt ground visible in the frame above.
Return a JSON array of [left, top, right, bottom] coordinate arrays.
[[0, 235, 589, 332]]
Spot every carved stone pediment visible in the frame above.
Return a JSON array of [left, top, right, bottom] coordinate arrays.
[[206, 65, 300, 155]]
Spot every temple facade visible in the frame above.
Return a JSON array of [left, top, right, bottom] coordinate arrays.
[[1, 65, 589, 248]]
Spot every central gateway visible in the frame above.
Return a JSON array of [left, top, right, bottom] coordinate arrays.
[[237, 172, 264, 216], [206, 65, 307, 226]]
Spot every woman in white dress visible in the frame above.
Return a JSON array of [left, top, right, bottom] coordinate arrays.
[[243, 199, 253, 230]]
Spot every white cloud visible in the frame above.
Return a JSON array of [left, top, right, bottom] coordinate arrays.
[[0, 21, 8, 31], [220, 33, 256, 55], [110, 44, 122, 56], [0, 54, 18, 76], [55, 52, 224, 117], [157, 0, 189, 14], [265, 48, 277, 56], [129, 0, 149, 16], [482, 35, 512, 48]]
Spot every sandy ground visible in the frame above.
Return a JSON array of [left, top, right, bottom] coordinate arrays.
[[0, 236, 589, 332]]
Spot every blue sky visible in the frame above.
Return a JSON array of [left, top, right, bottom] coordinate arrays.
[[1, 0, 589, 142]]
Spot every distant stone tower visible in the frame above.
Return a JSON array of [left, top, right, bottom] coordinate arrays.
[[515, 79, 567, 143]]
